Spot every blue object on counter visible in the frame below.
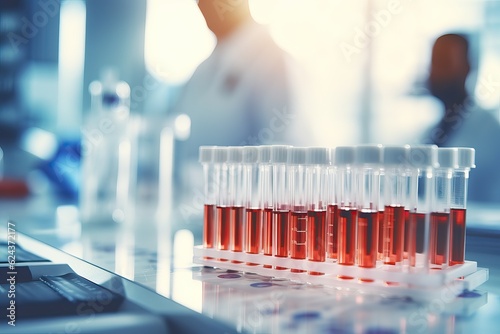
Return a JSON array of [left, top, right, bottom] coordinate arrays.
[[38, 140, 81, 198]]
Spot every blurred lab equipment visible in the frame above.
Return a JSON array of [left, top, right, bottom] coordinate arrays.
[[79, 70, 174, 226], [79, 70, 132, 224]]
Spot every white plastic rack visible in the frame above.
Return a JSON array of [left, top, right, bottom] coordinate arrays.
[[193, 246, 488, 301]]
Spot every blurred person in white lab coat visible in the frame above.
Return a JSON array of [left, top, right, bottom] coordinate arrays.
[[422, 33, 500, 203], [171, 0, 305, 203]]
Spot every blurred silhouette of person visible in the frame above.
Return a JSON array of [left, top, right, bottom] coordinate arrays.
[[423, 33, 500, 203], [173, 0, 297, 150], [170, 0, 303, 207]]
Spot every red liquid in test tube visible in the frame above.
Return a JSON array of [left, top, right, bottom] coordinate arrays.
[[307, 210, 326, 275], [357, 210, 379, 268], [217, 206, 231, 255], [430, 212, 450, 266], [338, 208, 357, 266], [403, 209, 410, 259], [273, 210, 290, 270], [326, 204, 339, 259], [245, 208, 262, 255], [449, 208, 466, 265], [378, 210, 384, 257], [290, 210, 307, 272], [408, 212, 426, 267], [383, 205, 405, 264], [262, 208, 273, 268], [203, 204, 215, 249], [230, 206, 245, 254]]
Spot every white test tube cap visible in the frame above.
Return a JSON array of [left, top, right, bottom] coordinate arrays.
[[213, 146, 228, 163], [227, 146, 243, 163], [354, 144, 383, 164], [306, 147, 330, 165], [242, 146, 259, 163], [287, 147, 307, 164], [383, 145, 410, 165], [198, 146, 215, 163], [437, 147, 458, 169], [457, 147, 476, 168], [270, 145, 290, 163], [408, 145, 439, 168], [335, 146, 355, 166]]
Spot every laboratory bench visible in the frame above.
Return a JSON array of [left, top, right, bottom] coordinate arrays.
[[1, 191, 500, 333]]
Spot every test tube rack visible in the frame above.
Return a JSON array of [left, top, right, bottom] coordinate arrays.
[[193, 246, 488, 301]]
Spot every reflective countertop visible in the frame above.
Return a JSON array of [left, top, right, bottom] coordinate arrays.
[[1, 192, 500, 333]]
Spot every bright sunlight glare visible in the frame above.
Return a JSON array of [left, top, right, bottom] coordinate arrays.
[[145, 0, 216, 84]]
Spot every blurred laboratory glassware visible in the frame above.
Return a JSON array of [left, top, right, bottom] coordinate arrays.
[[80, 70, 132, 224], [132, 114, 175, 226]]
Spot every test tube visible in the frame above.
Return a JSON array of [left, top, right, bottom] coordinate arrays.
[[354, 144, 383, 269], [259, 146, 274, 268], [242, 146, 261, 265], [335, 146, 357, 273], [271, 145, 291, 270], [449, 148, 475, 265], [227, 147, 245, 263], [288, 147, 307, 272], [306, 147, 329, 275], [326, 148, 339, 260], [199, 146, 216, 253], [377, 164, 385, 261], [407, 145, 438, 269], [381, 145, 410, 265], [403, 161, 413, 260], [214, 147, 230, 258], [429, 148, 458, 268]]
